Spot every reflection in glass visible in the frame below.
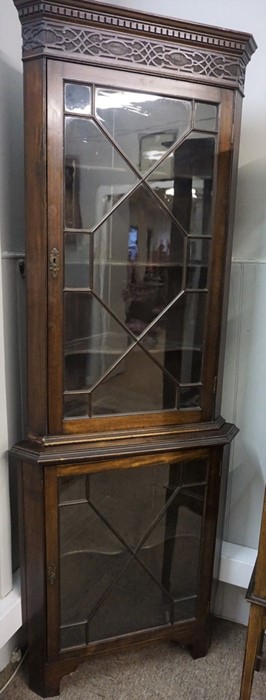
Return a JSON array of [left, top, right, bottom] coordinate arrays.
[[65, 233, 91, 288], [91, 344, 178, 416], [194, 102, 217, 131], [59, 475, 86, 504], [83, 466, 172, 548], [64, 117, 139, 229], [187, 238, 209, 289], [162, 291, 207, 386], [59, 459, 207, 648], [63, 288, 206, 409], [65, 83, 91, 115], [60, 505, 131, 625], [93, 185, 185, 336], [186, 266, 208, 290], [64, 395, 88, 419], [139, 485, 204, 599], [174, 598, 196, 622], [87, 558, 169, 641], [181, 460, 207, 484], [149, 133, 215, 236], [62, 87, 217, 420], [61, 624, 87, 651], [65, 157, 82, 230], [180, 386, 202, 409], [188, 238, 210, 264], [64, 292, 134, 391], [95, 88, 192, 173]]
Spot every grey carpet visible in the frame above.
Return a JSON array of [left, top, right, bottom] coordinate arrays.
[[2, 619, 266, 699]]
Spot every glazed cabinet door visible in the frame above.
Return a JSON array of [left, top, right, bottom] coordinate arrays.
[[46, 60, 235, 436], [44, 448, 222, 659]]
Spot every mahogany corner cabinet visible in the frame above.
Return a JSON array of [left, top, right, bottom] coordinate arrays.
[[11, 1, 256, 696]]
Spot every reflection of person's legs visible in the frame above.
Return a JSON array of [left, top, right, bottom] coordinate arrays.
[[239, 604, 265, 700]]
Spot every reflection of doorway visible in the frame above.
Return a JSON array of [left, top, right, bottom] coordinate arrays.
[[139, 130, 178, 176], [65, 156, 82, 230]]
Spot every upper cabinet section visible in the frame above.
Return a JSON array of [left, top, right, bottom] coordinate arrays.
[[14, 1, 256, 95], [13, 1, 256, 440]]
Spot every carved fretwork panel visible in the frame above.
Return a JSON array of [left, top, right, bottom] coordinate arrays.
[[22, 20, 247, 90], [14, 0, 256, 93]]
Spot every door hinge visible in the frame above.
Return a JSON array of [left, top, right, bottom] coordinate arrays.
[[212, 375, 218, 420], [47, 562, 57, 585]]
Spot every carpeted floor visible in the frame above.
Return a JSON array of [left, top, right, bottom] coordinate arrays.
[[1, 619, 266, 699]]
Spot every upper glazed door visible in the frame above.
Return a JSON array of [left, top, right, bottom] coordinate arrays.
[[47, 61, 234, 436]]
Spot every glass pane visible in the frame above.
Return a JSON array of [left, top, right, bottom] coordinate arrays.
[[59, 475, 86, 504], [64, 290, 206, 408], [188, 238, 210, 263], [60, 624, 87, 651], [182, 459, 207, 485], [194, 102, 217, 131], [150, 291, 207, 385], [180, 386, 202, 409], [93, 185, 185, 334], [162, 484, 204, 600], [87, 465, 174, 548], [59, 459, 207, 648], [95, 88, 192, 174], [149, 133, 215, 236], [163, 460, 206, 490], [65, 83, 91, 115], [186, 267, 208, 290], [91, 345, 178, 416], [60, 502, 131, 626], [187, 238, 210, 290], [174, 598, 196, 622], [87, 558, 170, 642], [89, 295, 206, 413], [64, 117, 139, 229], [61, 547, 131, 627], [64, 292, 133, 391], [65, 233, 90, 288], [64, 394, 88, 418], [138, 486, 204, 599]]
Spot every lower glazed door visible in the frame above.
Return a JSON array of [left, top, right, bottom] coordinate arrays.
[[45, 447, 221, 657]]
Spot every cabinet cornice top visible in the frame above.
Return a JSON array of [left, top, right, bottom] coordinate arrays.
[[13, 0, 256, 93]]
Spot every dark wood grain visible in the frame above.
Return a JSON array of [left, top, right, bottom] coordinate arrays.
[[20, 461, 47, 695], [24, 59, 48, 436], [240, 488, 266, 699], [201, 89, 235, 421]]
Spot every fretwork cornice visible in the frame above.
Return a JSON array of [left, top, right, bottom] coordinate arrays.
[[13, 1, 256, 93]]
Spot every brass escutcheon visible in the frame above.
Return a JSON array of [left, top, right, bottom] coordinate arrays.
[[49, 248, 60, 278]]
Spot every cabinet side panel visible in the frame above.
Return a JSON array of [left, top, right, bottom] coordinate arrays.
[[21, 461, 47, 692], [215, 91, 243, 416], [196, 447, 223, 642], [45, 467, 60, 660], [201, 89, 235, 420], [24, 59, 48, 436]]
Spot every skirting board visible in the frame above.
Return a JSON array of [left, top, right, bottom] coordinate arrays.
[[0, 569, 22, 671], [0, 542, 257, 669], [219, 541, 257, 589]]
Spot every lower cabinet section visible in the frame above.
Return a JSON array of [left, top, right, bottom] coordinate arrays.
[[17, 443, 227, 697]]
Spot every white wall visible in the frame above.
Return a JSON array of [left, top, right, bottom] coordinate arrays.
[[0, 0, 25, 599], [0, 0, 265, 625]]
